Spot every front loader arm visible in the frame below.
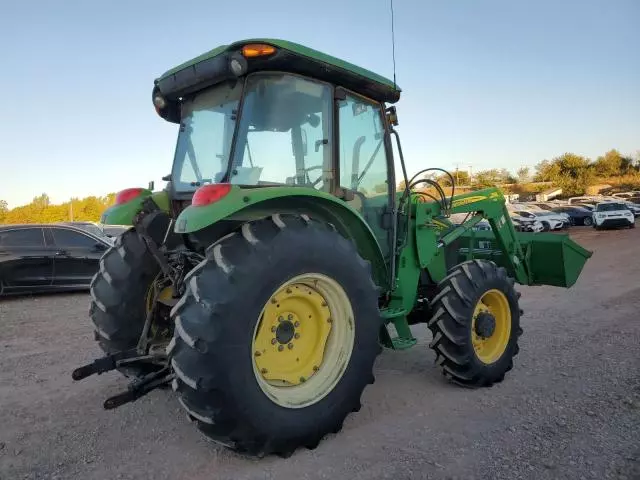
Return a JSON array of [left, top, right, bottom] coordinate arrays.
[[436, 188, 531, 285]]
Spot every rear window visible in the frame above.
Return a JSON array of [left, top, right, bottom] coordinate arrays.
[[0, 228, 45, 247], [596, 203, 626, 212]]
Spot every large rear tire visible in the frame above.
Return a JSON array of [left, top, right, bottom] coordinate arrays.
[[89, 229, 161, 377], [169, 214, 382, 457], [427, 259, 522, 387]]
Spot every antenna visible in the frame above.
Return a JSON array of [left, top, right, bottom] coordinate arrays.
[[390, 0, 397, 89]]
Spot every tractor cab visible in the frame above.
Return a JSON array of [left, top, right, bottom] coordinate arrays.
[[153, 40, 402, 256]]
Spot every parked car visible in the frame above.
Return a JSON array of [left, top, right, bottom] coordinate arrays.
[[511, 217, 544, 232], [58, 221, 115, 244], [472, 220, 492, 232], [102, 224, 131, 238], [550, 206, 594, 226], [592, 202, 635, 230], [576, 203, 595, 212], [0, 224, 111, 296], [621, 201, 640, 217], [512, 210, 567, 231]]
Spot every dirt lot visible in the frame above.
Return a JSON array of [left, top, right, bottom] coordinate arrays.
[[1, 227, 638, 480]]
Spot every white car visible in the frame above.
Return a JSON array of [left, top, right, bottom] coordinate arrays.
[[511, 216, 544, 232], [512, 210, 567, 231], [621, 201, 640, 217], [593, 202, 635, 230]]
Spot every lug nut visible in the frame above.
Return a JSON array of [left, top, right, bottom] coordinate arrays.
[[271, 338, 277, 345], [278, 345, 284, 352], [271, 326, 276, 332], [278, 316, 284, 322], [294, 333, 300, 339], [288, 343, 294, 350], [288, 314, 293, 321], [294, 321, 300, 327]]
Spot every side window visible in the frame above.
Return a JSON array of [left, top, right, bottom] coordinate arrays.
[[338, 94, 389, 198], [51, 228, 97, 248], [0, 228, 45, 247]]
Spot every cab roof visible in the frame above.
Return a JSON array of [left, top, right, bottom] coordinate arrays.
[[155, 38, 401, 105]]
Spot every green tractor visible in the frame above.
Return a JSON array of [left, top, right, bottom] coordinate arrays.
[[73, 39, 592, 457]]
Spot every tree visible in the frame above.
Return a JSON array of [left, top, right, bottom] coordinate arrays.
[[0, 200, 7, 223], [593, 149, 624, 177], [516, 167, 531, 183], [437, 171, 470, 186], [0, 193, 117, 225], [534, 153, 595, 196]]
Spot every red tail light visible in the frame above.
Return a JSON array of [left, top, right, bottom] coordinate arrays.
[[115, 188, 144, 205], [192, 184, 232, 206]]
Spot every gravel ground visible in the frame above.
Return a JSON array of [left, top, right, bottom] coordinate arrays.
[[0, 227, 638, 480]]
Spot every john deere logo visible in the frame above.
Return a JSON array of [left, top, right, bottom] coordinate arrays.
[[452, 196, 487, 208]]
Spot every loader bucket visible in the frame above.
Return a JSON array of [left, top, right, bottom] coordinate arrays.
[[519, 232, 593, 287], [454, 231, 592, 288]]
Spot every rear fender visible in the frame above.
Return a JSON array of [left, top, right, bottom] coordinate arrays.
[[175, 186, 389, 290], [100, 190, 170, 226]]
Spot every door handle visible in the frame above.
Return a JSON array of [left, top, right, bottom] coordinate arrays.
[[55, 250, 69, 256]]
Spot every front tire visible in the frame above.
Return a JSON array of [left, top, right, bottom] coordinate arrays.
[[169, 214, 382, 457], [427, 260, 522, 387], [583, 216, 593, 226]]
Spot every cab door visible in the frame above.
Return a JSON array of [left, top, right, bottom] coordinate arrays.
[[337, 90, 394, 259]]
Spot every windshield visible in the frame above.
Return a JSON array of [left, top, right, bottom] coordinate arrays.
[[171, 81, 243, 192], [596, 203, 627, 212]]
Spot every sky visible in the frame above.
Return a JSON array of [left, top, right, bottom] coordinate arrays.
[[0, 0, 638, 208]]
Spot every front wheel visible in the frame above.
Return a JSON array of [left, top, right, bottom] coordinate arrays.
[[169, 214, 382, 457], [583, 216, 593, 226], [427, 260, 522, 387]]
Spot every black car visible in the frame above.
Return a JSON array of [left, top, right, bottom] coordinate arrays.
[[0, 224, 111, 296], [551, 206, 594, 226], [58, 221, 115, 241]]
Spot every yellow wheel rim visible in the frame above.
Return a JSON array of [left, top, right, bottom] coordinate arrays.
[[252, 273, 355, 408], [145, 276, 174, 314], [471, 289, 511, 364]]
